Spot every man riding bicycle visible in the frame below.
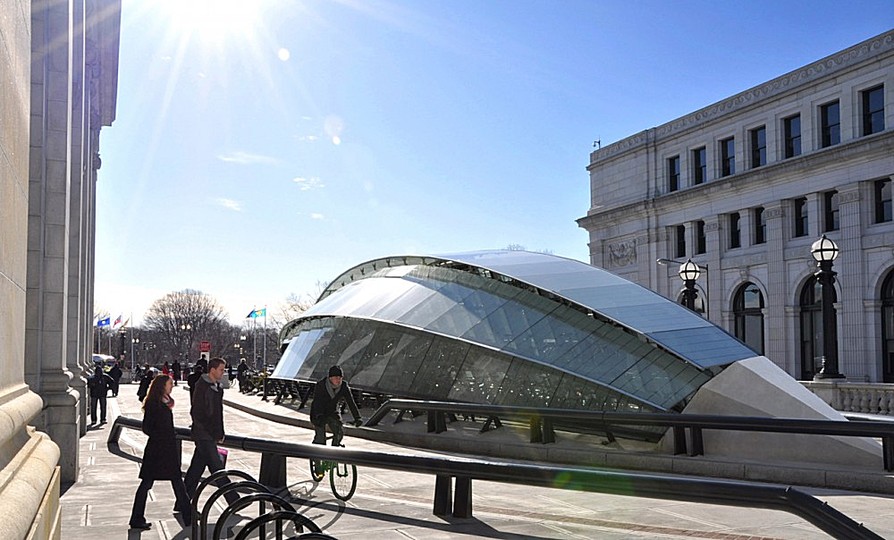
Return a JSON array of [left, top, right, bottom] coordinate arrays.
[[310, 365, 362, 447]]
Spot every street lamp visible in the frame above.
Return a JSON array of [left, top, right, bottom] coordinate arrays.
[[678, 259, 701, 311], [132, 337, 140, 371], [810, 235, 844, 380], [180, 323, 192, 360]]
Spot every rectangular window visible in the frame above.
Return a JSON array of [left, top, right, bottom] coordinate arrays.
[[783, 115, 801, 158], [750, 126, 766, 168], [675, 225, 686, 258], [794, 197, 808, 238], [824, 190, 840, 232], [876, 179, 892, 223], [754, 207, 766, 244], [862, 85, 885, 136], [729, 212, 741, 249], [692, 147, 706, 185], [667, 155, 680, 192], [720, 137, 735, 177], [820, 101, 840, 148], [696, 220, 706, 255]]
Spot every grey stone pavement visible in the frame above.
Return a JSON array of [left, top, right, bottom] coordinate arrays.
[[60, 382, 894, 539]]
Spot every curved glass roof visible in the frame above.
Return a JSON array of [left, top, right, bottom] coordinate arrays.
[[316, 250, 757, 369], [275, 251, 757, 415]]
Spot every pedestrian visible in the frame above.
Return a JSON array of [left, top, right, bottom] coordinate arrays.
[[186, 358, 207, 398], [109, 357, 123, 397], [128, 374, 192, 530], [183, 357, 237, 504], [162, 361, 171, 377], [87, 364, 114, 425], [236, 358, 249, 393], [172, 359, 181, 386], [310, 365, 363, 447], [136, 367, 155, 402]]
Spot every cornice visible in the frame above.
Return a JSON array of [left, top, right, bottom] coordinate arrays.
[[590, 30, 894, 164]]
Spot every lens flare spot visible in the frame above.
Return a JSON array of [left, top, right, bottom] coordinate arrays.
[[277, 48, 291, 61]]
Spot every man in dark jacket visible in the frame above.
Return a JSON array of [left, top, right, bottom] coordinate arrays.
[[183, 357, 236, 503], [87, 364, 114, 424], [109, 357, 124, 397], [310, 365, 362, 447]]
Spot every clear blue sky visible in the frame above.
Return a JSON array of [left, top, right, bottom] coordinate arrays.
[[95, 0, 893, 324]]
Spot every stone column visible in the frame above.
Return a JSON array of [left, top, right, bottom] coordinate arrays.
[[764, 202, 787, 372], [27, 0, 79, 483], [836, 185, 866, 380], [703, 217, 722, 325], [69, 0, 89, 437]]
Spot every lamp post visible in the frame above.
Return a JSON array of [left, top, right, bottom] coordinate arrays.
[[678, 259, 701, 312], [180, 323, 192, 360], [810, 235, 845, 380], [132, 337, 140, 372]]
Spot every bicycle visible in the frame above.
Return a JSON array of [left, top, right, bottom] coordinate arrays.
[[308, 452, 357, 501]]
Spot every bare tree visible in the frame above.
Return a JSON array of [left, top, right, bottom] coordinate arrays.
[[143, 289, 229, 363]]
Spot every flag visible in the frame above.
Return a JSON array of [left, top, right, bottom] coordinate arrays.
[[247, 308, 267, 318], [97, 317, 110, 327], [246, 309, 256, 319], [113, 314, 128, 328]]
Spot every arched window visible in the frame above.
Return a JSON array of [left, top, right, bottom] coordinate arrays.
[[881, 271, 894, 382], [733, 282, 764, 355], [800, 276, 835, 380]]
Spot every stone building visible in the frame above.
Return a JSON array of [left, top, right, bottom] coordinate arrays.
[[0, 1, 120, 537], [578, 30, 893, 383]]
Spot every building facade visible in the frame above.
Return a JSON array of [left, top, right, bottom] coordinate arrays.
[[578, 31, 893, 383], [0, 1, 120, 537]]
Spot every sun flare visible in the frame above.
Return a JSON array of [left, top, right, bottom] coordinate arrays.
[[163, 0, 264, 43]]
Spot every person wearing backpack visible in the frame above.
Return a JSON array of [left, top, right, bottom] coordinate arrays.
[[88, 364, 113, 425]]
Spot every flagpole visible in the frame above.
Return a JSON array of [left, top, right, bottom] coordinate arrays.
[[263, 306, 267, 370], [252, 307, 258, 371]]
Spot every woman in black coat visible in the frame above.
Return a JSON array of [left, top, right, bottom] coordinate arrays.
[[129, 374, 192, 529]]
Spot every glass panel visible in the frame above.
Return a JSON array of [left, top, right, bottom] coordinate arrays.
[[374, 331, 433, 395], [494, 359, 563, 407], [272, 327, 327, 378], [410, 337, 469, 399], [448, 351, 511, 403], [351, 326, 404, 388]]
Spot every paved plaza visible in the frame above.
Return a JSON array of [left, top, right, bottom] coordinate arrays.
[[60, 382, 894, 539]]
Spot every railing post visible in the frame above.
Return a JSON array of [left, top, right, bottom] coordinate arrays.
[[542, 417, 555, 444], [672, 425, 687, 455], [433, 474, 452, 516], [530, 416, 543, 443], [689, 427, 704, 456], [884, 436, 894, 472], [453, 476, 472, 518], [259, 452, 287, 491]]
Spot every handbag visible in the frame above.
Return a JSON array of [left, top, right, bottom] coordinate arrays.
[[217, 446, 229, 467]]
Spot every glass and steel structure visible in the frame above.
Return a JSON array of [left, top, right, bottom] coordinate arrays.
[[274, 251, 758, 417]]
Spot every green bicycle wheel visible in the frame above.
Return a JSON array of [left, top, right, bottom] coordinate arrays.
[[309, 459, 325, 482], [329, 462, 357, 501]]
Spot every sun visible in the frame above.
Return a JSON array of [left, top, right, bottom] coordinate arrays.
[[162, 0, 265, 43]]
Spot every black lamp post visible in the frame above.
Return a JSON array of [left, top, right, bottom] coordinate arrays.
[[678, 259, 701, 311], [811, 235, 845, 380]]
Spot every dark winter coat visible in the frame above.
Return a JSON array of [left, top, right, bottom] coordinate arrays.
[[190, 375, 224, 441], [87, 370, 113, 398], [139, 399, 182, 480], [310, 376, 360, 424]]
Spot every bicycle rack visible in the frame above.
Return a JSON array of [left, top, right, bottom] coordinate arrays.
[[192, 469, 265, 540], [200, 480, 271, 539], [230, 508, 324, 540], [212, 492, 312, 540]]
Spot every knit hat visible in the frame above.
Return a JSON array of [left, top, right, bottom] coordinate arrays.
[[328, 365, 343, 377]]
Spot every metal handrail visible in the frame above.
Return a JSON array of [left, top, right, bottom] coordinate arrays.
[[366, 398, 894, 470], [108, 416, 883, 539]]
